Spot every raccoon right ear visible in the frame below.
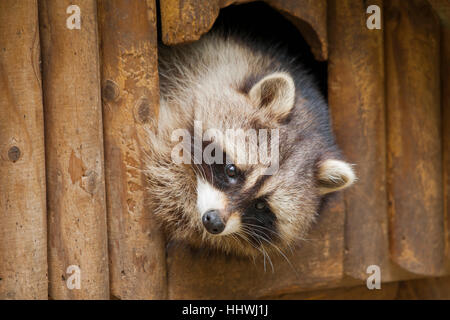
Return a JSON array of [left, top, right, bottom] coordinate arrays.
[[317, 159, 356, 195], [249, 72, 295, 121]]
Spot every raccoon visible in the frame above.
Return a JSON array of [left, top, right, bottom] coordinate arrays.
[[143, 31, 355, 257]]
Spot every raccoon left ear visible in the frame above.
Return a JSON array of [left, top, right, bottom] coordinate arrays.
[[317, 159, 356, 195], [249, 72, 295, 121]]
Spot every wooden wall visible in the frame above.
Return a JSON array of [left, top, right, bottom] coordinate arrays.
[[0, 0, 47, 299], [0, 0, 449, 299]]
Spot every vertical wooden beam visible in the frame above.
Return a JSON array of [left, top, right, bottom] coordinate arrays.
[[39, 0, 109, 299], [98, 0, 167, 299], [0, 0, 48, 299], [429, 0, 450, 277], [429, 11, 449, 233], [442, 25, 450, 270], [385, 0, 445, 276], [328, 0, 393, 281]]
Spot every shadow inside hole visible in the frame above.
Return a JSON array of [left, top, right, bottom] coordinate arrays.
[[211, 1, 328, 100]]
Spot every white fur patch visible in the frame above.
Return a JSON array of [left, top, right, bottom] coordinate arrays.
[[196, 178, 241, 235], [196, 177, 227, 217], [318, 159, 356, 194]]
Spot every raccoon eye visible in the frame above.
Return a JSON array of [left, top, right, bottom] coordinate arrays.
[[255, 201, 266, 210], [225, 164, 237, 178]]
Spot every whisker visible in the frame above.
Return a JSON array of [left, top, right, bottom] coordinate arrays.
[[241, 222, 281, 238], [239, 226, 275, 273]]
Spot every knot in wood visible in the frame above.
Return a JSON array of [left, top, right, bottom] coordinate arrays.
[[8, 146, 21, 162], [102, 79, 120, 101]]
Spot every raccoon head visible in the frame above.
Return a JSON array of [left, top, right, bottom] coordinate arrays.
[[190, 72, 356, 256]]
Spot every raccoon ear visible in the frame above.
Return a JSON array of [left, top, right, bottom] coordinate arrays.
[[249, 72, 295, 120], [317, 159, 356, 195]]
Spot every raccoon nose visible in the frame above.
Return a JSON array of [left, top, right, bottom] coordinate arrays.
[[202, 210, 225, 235]]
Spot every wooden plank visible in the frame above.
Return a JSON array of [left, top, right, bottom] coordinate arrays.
[[167, 194, 345, 299], [0, 0, 48, 299], [160, 0, 221, 45], [277, 276, 450, 300], [443, 24, 450, 270], [328, 0, 397, 281], [39, 0, 109, 299], [428, 0, 450, 27], [396, 276, 450, 299], [160, 0, 327, 60], [98, 0, 167, 299], [268, 282, 399, 300], [385, 0, 445, 276]]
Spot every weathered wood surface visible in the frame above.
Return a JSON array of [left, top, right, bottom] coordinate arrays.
[[385, 0, 445, 276], [269, 282, 400, 300], [167, 194, 345, 299], [160, 0, 327, 60], [39, 0, 109, 299], [271, 276, 450, 300], [442, 24, 450, 270], [0, 0, 48, 299], [328, 0, 400, 281], [396, 276, 450, 299], [160, 0, 222, 44], [428, 0, 450, 27], [98, 0, 167, 299], [263, 0, 327, 60]]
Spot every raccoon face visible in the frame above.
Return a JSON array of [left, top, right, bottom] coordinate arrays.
[[192, 72, 356, 256]]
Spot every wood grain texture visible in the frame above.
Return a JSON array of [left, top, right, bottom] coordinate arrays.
[[385, 0, 445, 276], [396, 276, 450, 299], [272, 277, 450, 300], [428, 0, 450, 27], [160, 0, 222, 45], [263, 0, 327, 61], [268, 282, 399, 300], [160, 0, 327, 60], [443, 25, 450, 270], [98, 0, 167, 299], [167, 194, 345, 299], [328, 0, 398, 281], [0, 0, 48, 300], [39, 0, 109, 299]]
